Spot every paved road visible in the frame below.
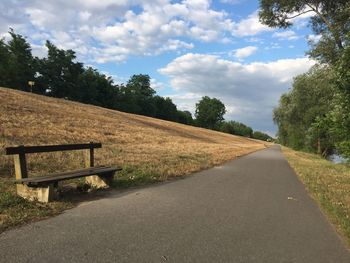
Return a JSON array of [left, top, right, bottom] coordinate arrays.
[[1, 145, 349, 262]]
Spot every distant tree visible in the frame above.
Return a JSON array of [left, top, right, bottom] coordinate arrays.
[[116, 83, 142, 114], [154, 96, 178, 121], [0, 29, 36, 91], [195, 96, 226, 129], [77, 67, 118, 108], [220, 121, 235, 135], [259, 0, 350, 158], [177, 110, 194, 125], [259, 0, 349, 64], [127, 74, 155, 97], [330, 44, 350, 158], [220, 121, 253, 137], [252, 131, 273, 141], [273, 65, 335, 154], [0, 30, 239, 133], [0, 38, 11, 87], [37, 41, 84, 98], [121, 74, 157, 116]]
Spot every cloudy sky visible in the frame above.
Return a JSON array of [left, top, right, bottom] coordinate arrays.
[[1, 0, 318, 136]]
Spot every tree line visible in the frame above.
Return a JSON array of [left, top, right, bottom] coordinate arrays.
[[0, 29, 272, 141], [259, 0, 350, 158]]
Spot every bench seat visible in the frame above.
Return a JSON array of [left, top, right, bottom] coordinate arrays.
[[15, 166, 122, 186]]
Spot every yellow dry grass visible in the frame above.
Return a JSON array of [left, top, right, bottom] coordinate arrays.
[[0, 87, 266, 180]]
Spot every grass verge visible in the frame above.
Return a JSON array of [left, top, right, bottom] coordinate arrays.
[[282, 147, 350, 246], [0, 185, 73, 233]]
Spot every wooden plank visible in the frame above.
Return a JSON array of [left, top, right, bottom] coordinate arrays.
[[17, 166, 115, 183], [84, 142, 94, 168], [13, 151, 28, 179], [15, 166, 122, 185], [6, 142, 102, 155]]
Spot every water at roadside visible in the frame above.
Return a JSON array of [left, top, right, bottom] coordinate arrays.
[[327, 153, 348, 164]]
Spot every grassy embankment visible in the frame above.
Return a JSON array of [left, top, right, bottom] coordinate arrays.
[[0, 87, 267, 232], [282, 147, 350, 246]]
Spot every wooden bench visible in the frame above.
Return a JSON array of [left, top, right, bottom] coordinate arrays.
[[5, 142, 121, 203]]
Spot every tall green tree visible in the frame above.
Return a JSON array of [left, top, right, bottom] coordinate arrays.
[[118, 74, 157, 116], [220, 121, 253, 137], [330, 46, 350, 158], [252, 131, 273, 141], [259, 0, 350, 64], [260, 0, 350, 157], [154, 96, 178, 121], [195, 96, 226, 129], [0, 38, 11, 87], [0, 29, 36, 91], [77, 67, 118, 108], [37, 41, 83, 99], [273, 65, 335, 154], [0, 30, 201, 129], [177, 110, 194, 125]]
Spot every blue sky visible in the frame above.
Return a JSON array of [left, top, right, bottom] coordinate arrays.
[[0, 0, 319, 136]]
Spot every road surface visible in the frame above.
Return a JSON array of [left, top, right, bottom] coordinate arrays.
[[0, 145, 349, 262]]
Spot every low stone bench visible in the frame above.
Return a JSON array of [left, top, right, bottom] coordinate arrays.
[[5, 142, 121, 202]]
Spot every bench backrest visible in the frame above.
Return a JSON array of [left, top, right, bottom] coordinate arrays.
[[5, 142, 102, 180], [5, 142, 101, 155]]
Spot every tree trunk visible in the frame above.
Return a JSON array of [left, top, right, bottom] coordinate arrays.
[[317, 138, 321, 155]]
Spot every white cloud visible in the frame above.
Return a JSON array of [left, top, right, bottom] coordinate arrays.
[[220, 0, 243, 4], [151, 78, 166, 91], [31, 44, 48, 58], [273, 30, 299, 41], [166, 92, 202, 113], [233, 11, 273, 37], [159, 53, 315, 134], [307, 34, 322, 43], [265, 42, 281, 50], [1, 0, 237, 63], [231, 46, 258, 60], [289, 9, 315, 29]]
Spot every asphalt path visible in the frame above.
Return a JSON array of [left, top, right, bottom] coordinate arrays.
[[0, 145, 349, 262]]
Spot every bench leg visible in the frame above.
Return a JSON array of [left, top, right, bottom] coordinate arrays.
[[86, 172, 114, 189], [16, 184, 56, 203]]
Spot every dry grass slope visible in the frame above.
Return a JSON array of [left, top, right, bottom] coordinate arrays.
[[0, 87, 266, 179], [0, 87, 267, 230]]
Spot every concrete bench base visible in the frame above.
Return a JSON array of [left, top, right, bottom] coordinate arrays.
[[17, 184, 56, 203], [17, 174, 114, 203], [86, 174, 114, 189]]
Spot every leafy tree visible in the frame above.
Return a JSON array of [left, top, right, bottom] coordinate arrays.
[[0, 30, 239, 132], [37, 41, 84, 98], [252, 131, 273, 142], [127, 74, 155, 98], [220, 121, 236, 135], [260, 0, 350, 158], [0, 38, 10, 87], [273, 65, 335, 153], [154, 96, 178, 121], [195, 96, 226, 129], [115, 84, 142, 114], [331, 46, 350, 158], [259, 0, 350, 64], [0, 29, 36, 91], [177, 110, 194, 125], [119, 74, 157, 116], [77, 67, 118, 108], [220, 121, 253, 137]]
